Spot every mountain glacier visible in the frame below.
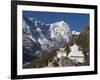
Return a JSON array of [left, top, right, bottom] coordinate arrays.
[[23, 15, 72, 63]]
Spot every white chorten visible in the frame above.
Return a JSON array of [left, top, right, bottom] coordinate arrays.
[[68, 43, 85, 63]]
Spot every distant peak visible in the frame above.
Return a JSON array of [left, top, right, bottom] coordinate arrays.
[[72, 30, 80, 35]]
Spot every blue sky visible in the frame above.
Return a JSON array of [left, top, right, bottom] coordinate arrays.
[[23, 11, 89, 32]]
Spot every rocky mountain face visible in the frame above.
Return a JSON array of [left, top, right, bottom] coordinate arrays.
[[23, 15, 72, 64]]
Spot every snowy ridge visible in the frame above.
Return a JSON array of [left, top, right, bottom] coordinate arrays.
[[72, 30, 80, 35]]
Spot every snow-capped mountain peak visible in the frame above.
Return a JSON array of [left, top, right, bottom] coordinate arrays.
[[72, 30, 80, 35], [50, 20, 72, 43]]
